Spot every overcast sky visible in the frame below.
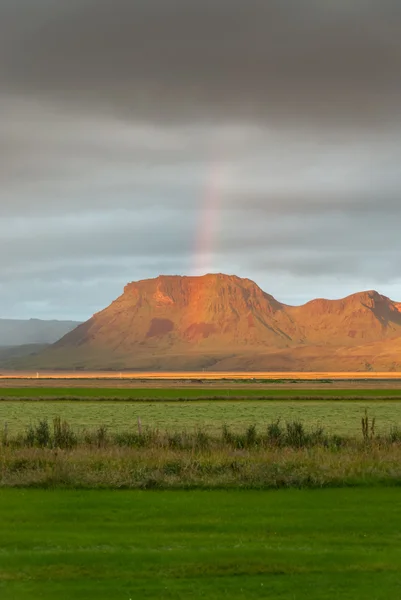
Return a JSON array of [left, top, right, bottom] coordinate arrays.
[[1, 0, 400, 320]]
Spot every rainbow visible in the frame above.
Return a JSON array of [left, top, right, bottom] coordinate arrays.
[[193, 161, 230, 275]]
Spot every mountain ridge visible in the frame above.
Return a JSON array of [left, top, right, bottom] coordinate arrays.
[[16, 273, 401, 372], [0, 318, 81, 347]]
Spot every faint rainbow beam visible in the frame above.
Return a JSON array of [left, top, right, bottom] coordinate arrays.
[[192, 160, 230, 275]]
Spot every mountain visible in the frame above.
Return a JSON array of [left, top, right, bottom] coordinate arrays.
[[0, 343, 50, 366], [0, 318, 81, 346], [15, 274, 401, 372]]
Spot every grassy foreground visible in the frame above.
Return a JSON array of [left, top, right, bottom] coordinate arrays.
[[3, 444, 401, 489], [0, 488, 400, 599], [2, 415, 401, 488]]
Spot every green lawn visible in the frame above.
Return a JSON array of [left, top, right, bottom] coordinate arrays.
[[0, 489, 400, 599]]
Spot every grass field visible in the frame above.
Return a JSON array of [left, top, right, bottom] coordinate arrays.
[[2, 387, 401, 399], [1, 399, 401, 435], [1, 387, 401, 437], [0, 488, 400, 599], [1, 382, 400, 598]]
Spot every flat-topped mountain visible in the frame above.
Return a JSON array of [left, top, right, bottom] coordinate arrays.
[[18, 274, 401, 372], [56, 274, 296, 351]]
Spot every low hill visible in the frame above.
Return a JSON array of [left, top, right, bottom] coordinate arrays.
[[0, 319, 81, 346], [13, 274, 401, 372], [0, 344, 50, 369]]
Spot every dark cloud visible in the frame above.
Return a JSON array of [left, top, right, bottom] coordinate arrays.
[[0, 1, 400, 318], [0, 0, 400, 124]]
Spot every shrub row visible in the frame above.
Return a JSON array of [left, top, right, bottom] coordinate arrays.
[[2, 414, 401, 451]]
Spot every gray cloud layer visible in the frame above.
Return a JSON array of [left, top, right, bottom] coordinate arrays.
[[1, 1, 401, 124], [0, 1, 400, 319]]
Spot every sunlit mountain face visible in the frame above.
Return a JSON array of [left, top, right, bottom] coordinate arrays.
[[14, 274, 401, 372], [0, 1, 400, 322]]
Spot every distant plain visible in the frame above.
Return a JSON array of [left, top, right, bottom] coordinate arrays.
[[2, 370, 401, 381]]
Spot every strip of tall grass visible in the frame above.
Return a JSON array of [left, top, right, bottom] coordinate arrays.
[[3, 413, 401, 450], [1, 416, 401, 489]]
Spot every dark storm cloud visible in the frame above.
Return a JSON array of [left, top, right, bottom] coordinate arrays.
[[0, 0, 400, 318], [0, 0, 400, 123]]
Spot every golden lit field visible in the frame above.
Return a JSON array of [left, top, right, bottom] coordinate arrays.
[[1, 370, 401, 380], [1, 371, 401, 390]]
